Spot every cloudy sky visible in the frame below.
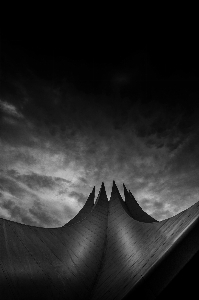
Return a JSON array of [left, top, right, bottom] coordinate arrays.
[[1, 35, 199, 226]]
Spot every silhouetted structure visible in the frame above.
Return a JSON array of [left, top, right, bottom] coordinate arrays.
[[0, 181, 199, 299]]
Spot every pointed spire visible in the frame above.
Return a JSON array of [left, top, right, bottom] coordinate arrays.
[[94, 182, 108, 207], [65, 185, 95, 226], [90, 186, 95, 198], [101, 182, 106, 194], [110, 180, 124, 203], [123, 186, 157, 223], [100, 182, 108, 201], [112, 180, 119, 195], [123, 183, 129, 199]]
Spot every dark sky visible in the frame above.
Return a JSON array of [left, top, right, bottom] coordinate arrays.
[[1, 34, 199, 226]]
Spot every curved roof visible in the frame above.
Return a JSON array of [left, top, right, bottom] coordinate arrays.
[[0, 182, 199, 299]]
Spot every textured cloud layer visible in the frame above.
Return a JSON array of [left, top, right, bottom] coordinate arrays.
[[1, 68, 199, 225]]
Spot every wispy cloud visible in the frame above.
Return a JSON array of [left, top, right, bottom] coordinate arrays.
[[0, 198, 36, 226], [68, 190, 88, 205], [6, 170, 70, 191], [29, 200, 62, 227], [0, 99, 23, 119]]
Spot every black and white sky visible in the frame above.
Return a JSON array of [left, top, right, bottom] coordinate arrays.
[[1, 33, 199, 226]]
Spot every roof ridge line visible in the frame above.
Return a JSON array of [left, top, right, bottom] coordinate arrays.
[[88, 185, 110, 299]]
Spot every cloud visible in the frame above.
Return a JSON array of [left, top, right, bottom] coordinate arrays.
[[0, 199, 36, 225], [139, 196, 177, 221], [7, 171, 70, 191], [0, 115, 37, 148], [169, 135, 199, 176], [29, 200, 61, 227], [1, 70, 199, 225], [0, 196, 63, 227], [0, 167, 85, 226], [61, 204, 81, 223], [140, 197, 164, 212], [151, 210, 173, 221], [0, 172, 67, 227], [0, 175, 27, 199], [0, 144, 37, 171], [68, 191, 87, 205], [78, 176, 88, 185], [0, 99, 23, 118], [152, 201, 165, 210]]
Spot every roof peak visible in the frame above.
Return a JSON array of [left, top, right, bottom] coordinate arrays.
[[111, 180, 117, 193], [123, 183, 128, 193], [94, 182, 108, 205], [91, 186, 95, 194], [110, 180, 123, 202]]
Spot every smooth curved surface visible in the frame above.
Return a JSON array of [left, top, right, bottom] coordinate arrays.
[[91, 183, 199, 300], [0, 181, 199, 300]]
